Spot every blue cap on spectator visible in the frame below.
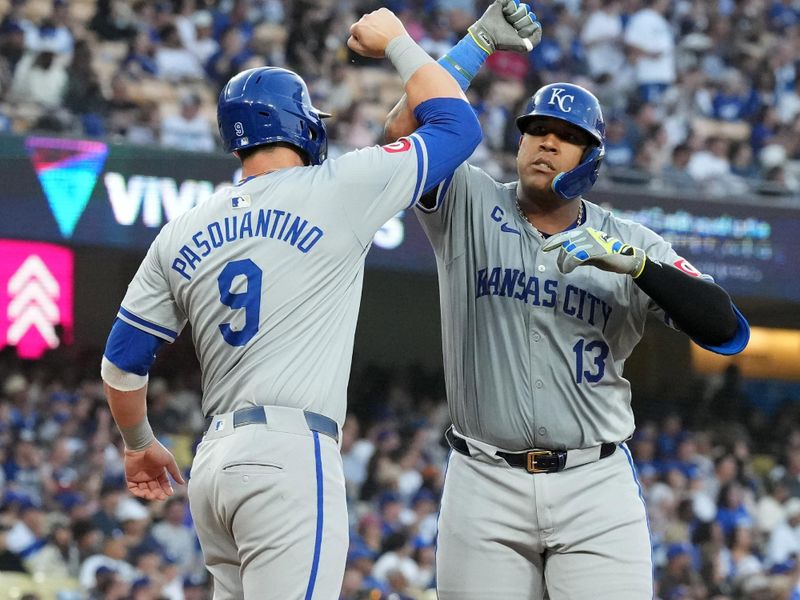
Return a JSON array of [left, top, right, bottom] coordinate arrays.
[[131, 576, 150, 589], [3, 489, 37, 511], [347, 543, 377, 563], [95, 565, 116, 577], [666, 585, 691, 600], [411, 488, 436, 506], [56, 491, 84, 511], [666, 542, 693, 561], [49, 391, 77, 404], [638, 464, 659, 479], [377, 491, 401, 509], [376, 428, 396, 443], [0, 21, 24, 35], [412, 535, 434, 550]]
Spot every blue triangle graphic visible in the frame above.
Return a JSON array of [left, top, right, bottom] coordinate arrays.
[[26, 138, 109, 238]]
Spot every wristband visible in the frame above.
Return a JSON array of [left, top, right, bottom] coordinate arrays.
[[118, 419, 155, 452], [438, 33, 491, 91], [386, 35, 435, 84]]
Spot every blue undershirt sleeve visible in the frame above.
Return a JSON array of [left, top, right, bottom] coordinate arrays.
[[412, 98, 481, 194], [437, 34, 490, 92], [104, 318, 165, 376]]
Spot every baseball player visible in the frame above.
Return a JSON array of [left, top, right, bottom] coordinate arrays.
[[385, 7, 751, 599], [100, 9, 482, 600]]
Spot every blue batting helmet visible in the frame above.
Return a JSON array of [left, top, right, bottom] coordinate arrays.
[[218, 67, 330, 165], [516, 83, 605, 199]]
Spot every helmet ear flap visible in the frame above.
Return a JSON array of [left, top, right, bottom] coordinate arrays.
[[551, 146, 605, 200]]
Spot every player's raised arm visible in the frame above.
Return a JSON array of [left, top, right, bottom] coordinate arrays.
[[384, 0, 542, 141], [348, 7, 484, 181]]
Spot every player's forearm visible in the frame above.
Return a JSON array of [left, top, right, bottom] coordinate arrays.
[[385, 33, 489, 141], [634, 258, 739, 345], [104, 382, 156, 451], [387, 36, 466, 107]]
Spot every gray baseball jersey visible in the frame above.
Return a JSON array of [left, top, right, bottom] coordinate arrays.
[[116, 136, 430, 426], [417, 163, 698, 452]]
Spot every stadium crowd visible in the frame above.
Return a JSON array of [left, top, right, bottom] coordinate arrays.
[[0, 340, 799, 600], [0, 0, 799, 198]]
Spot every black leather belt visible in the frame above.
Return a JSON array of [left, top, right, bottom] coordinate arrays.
[[445, 426, 616, 474], [204, 406, 339, 442]]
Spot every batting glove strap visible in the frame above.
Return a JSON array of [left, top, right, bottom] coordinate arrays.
[[468, 0, 542, 54], [543, 227, 647, 277]]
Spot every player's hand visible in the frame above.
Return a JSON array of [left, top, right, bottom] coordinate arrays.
[[123, 439, 186, 501], [543, 227, 647, 277], [469, 0, 543, 54], [348, 8, 408, 58]]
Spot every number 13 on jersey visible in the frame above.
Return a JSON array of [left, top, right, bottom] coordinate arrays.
[[572, 339, 609, 384]]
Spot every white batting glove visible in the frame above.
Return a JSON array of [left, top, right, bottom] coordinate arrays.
[[468, 0, 543, 53], [543, 227, 647, 278]]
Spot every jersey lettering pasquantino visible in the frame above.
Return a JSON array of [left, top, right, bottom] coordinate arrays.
[[417, 163, 722, 451], [116, 135, 431, 426]]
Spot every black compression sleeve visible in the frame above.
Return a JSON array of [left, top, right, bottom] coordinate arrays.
[[634, 258, 739, 345]]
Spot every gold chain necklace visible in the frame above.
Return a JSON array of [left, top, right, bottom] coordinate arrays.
[[515, 198, 584, 238]]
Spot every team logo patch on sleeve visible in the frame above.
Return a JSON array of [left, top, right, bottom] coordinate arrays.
[[231, 194, 251, 209], [674, 257, 701, 276], [382, 138, 412, 153]]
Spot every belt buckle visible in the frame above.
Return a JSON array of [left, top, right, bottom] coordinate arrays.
[[526, 450, 551, 474]]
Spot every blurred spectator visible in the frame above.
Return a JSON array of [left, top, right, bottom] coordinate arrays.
[[725, 525, 764, 583], [155, 24, 204, 82], [0, 520, 27, 572], [661, 144, 695, 190], [372, 532, 420, 587], [5, 429, 45, 505], [659, 542, 706, 600], [204, 26, 251, 89], [79, 536, 136, 590], [8, 50, 68, 109], [603, 115, 635, 167], [624, 0, 677, 103], [106, 74, 141, 137], [580, 0, 625, 80], [26, 0, 74, 59], [25, 520, 80, 578], [91, 483, 123, 539], [687, 136, 734, 189], [63, 39, 107, 136], [212, 0, 254, 45], [765, 497, 800, 569], [160, 92, 215, 153], [150, 496, 196, 573], [89, 0, 138, 42], [180, 10, 219, 66], [711, 70, 759, 122], [122, 32, 158, 79], [716, 482, 753, 539], [6, 503, 47, 558]]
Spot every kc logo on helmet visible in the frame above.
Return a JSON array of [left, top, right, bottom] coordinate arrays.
[[548, 88, 574, 113]]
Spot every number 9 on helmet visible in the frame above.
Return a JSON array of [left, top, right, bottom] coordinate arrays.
[[217, 67, 330, 166]]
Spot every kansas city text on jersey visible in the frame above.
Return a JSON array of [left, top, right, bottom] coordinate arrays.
[[171, 209, 325, 280], [475, 266, 613, 332]]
